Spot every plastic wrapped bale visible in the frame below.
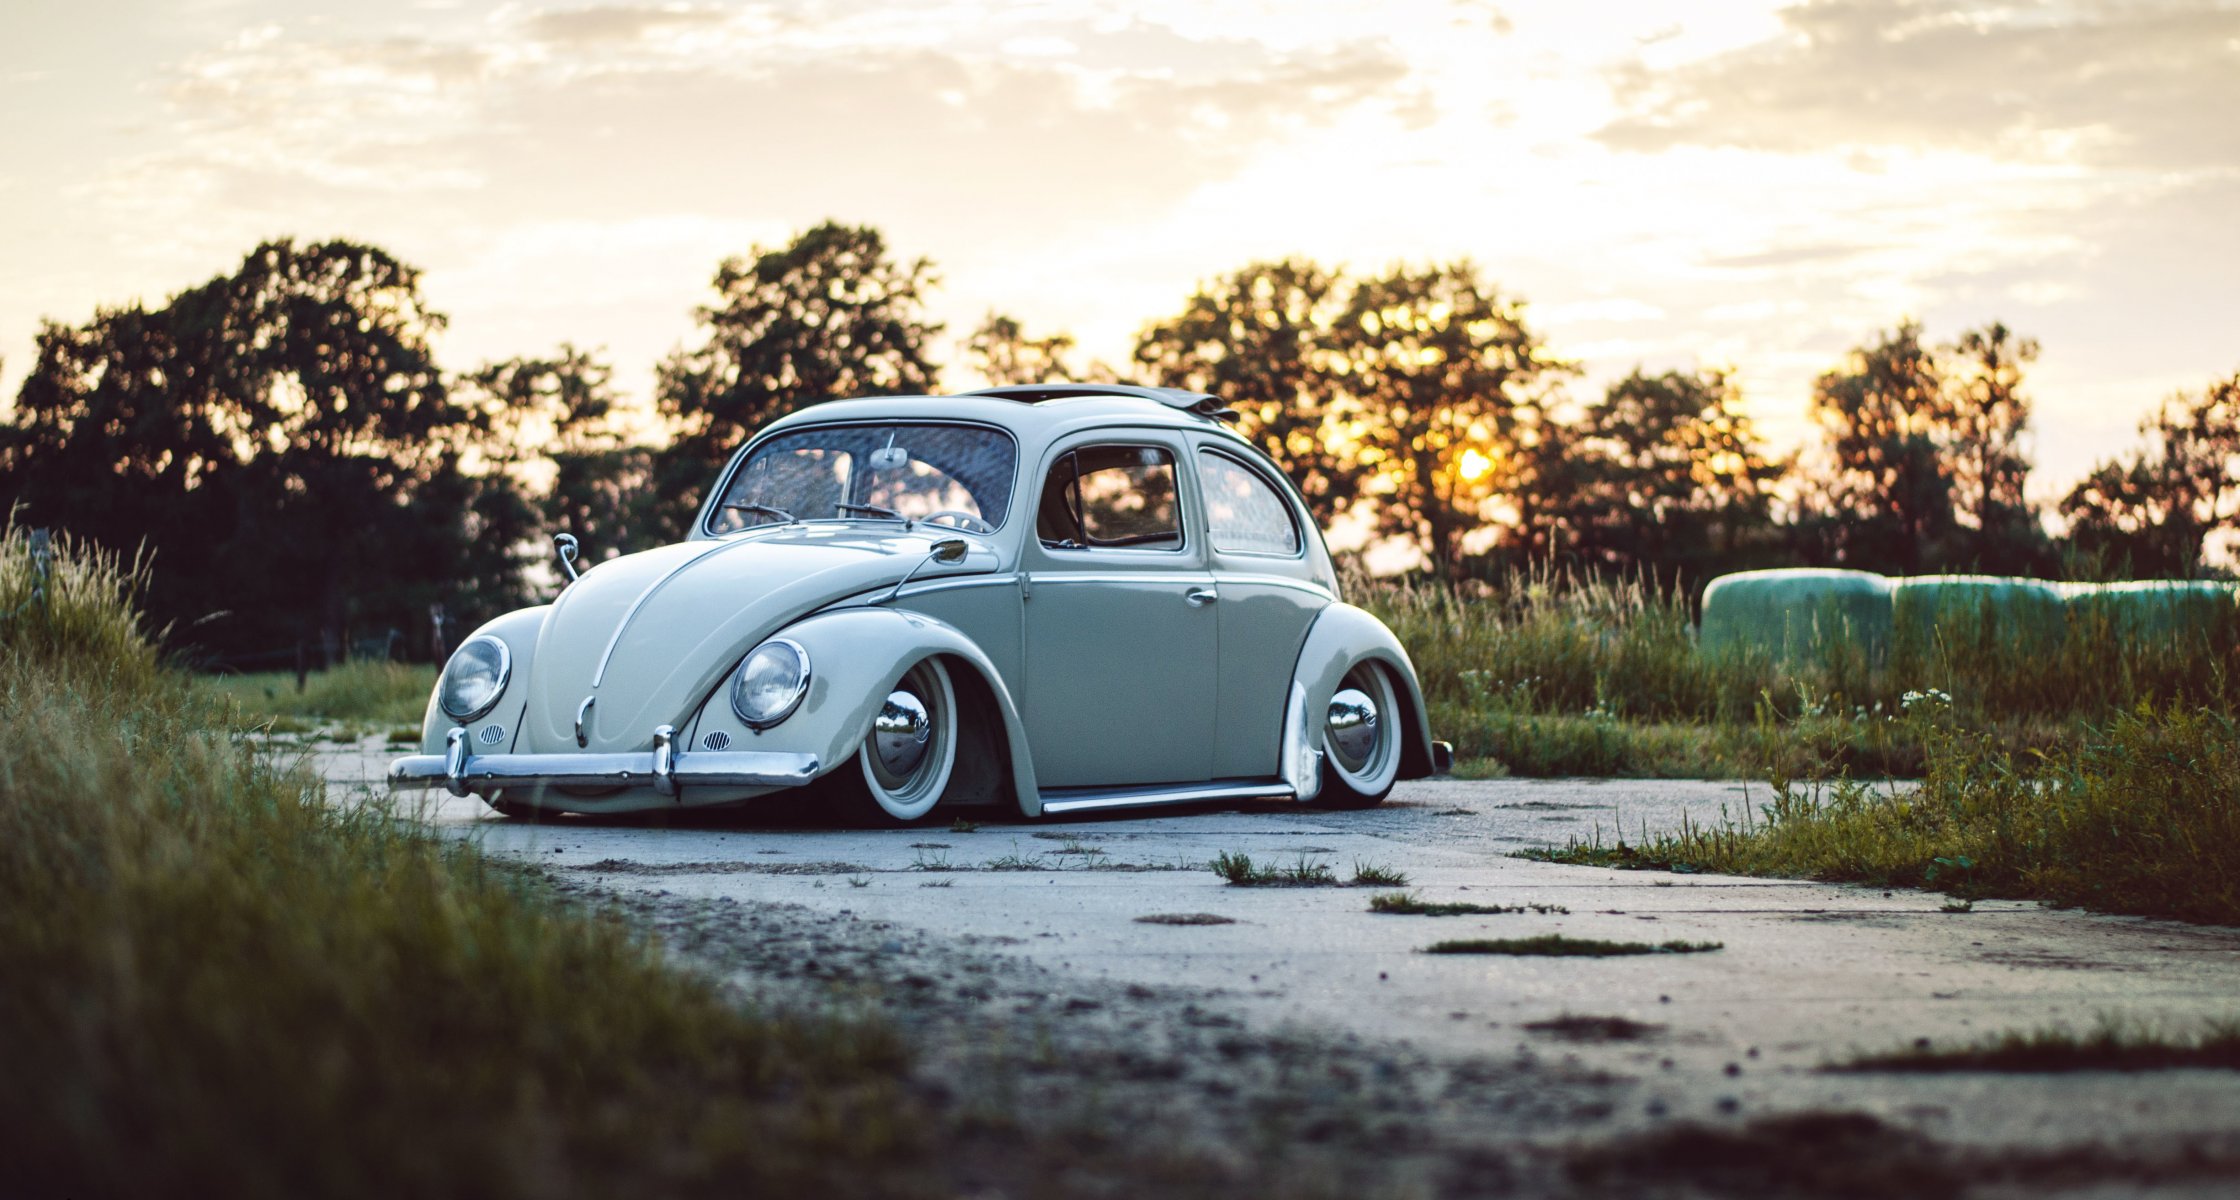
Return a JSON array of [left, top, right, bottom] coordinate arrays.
[[1891, 576, 2068, 659], [1698, 569, 1894, 664], [2064, 580, 2240, 641]]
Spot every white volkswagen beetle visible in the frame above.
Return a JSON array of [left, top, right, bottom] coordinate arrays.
[[391, 384, 1452, 824]]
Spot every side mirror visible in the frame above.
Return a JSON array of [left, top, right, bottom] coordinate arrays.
[[884, 538, 971, 604]]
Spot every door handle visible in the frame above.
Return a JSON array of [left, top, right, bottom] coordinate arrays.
[[1185, 588, 1219, 606]]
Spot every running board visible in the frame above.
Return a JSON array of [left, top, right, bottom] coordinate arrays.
[[1038, 779, 1297, 816]]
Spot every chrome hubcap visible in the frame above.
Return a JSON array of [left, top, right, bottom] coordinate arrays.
[[872, 689, 932, 779], [1326, 688, 1379, 771]]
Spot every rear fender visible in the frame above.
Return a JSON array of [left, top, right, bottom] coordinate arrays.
[[1282, 604, 1438, 799]]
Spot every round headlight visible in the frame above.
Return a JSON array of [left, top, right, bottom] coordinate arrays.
[[731, 638, 811, 729], [439, 636, 511, 722]]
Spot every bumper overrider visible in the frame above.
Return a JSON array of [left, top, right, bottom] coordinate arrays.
[[389, 726, 820, 799]]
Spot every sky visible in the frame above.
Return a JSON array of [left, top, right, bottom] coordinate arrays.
[[3, 0, 2236, 499]]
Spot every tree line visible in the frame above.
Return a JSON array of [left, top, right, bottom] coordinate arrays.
[[2, 223, 2235, 664]]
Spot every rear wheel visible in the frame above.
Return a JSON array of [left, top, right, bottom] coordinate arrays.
[[1313, 661, 1401, 809], [826, 657, 960, 827]]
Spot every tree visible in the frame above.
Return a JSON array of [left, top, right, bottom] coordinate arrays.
[[967, 312, 1077, 386], [1134, 259, 1362, 528], [0, 239, 474, 663], [1944, 322, 2047, 572], [652, 222, 941, 539], [451, 345, 652, 615], [1326, 262, 1571, 576], [2060, 375, 2240, 577], [1803, 321, 1960, 574], [1556, 368, 1787, 584]]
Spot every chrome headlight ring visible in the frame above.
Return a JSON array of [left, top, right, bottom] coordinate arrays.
[[439, 635, 512, 723], [731, 637, 812, 729]]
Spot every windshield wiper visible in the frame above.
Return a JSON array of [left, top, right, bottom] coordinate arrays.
[[835, 502, 905, 521], [723, 501, 796, 524]]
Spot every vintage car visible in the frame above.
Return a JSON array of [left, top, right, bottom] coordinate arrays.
[[390, 384, 1452, 824]]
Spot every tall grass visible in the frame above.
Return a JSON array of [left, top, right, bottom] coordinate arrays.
[[200, 659, 439, 729], [1529, 703, 2240, 925], [0, 527, 923, 1198], [1356, 568, 2240, 777]]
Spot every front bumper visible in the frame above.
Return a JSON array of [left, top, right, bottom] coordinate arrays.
[[390, 726, 820, 799]]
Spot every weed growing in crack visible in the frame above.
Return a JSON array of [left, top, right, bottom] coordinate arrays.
[[1209, 851, 1337, 887], [1367, 893, 1568, 916], [1422, 935, 1722, 957]]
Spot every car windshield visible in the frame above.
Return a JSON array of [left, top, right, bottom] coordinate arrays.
[[708, 422, 1017, 535]]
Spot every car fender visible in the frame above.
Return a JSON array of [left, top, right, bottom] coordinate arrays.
[[419, 605, 554, 754], [1282, 603, 1439, 799], [686, 606, 1044, 816]]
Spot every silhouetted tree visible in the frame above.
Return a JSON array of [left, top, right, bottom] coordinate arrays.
[[0, 238, 470, 663], [2061, 375, 2240, 577], [1135, 259, 1362, 528], [1945, 322, 2048, 572], [1327, 262, 1571, 576], [1802, 321, 1960, 574], [652, 222, 941, 539], [968, 312, 1077, 386], [1554, 367, 1787, 584]]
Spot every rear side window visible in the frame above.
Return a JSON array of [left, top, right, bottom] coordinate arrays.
[[1197, 451, 1301, 556], [1036, 445, 1183, 550]]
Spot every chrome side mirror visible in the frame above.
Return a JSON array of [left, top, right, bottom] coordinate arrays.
[[883, 538, 970, 604], [554, 533, 581, 584]]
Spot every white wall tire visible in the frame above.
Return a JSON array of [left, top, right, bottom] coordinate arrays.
[[1315, 661, 1400, 809], [831, 657, 959, 826]]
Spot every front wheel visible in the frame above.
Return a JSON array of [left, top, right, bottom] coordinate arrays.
[[825, 657, 960, 826], [1313, 661, 1401, 809]]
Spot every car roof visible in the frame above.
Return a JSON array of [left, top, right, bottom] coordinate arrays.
[[754, 386, 1252, 447]]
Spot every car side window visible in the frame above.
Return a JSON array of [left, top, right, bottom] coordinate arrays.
[[1197, 451, 1302, 556], [1037, 445, 1183, 551]]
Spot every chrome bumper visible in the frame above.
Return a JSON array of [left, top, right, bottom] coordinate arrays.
[[389, 726, 820, 799]]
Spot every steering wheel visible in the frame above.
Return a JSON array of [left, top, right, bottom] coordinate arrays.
[[920, 510, 994, 534]]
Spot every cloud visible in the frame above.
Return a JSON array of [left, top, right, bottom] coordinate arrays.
[[1597, 0, 2240, 171], [521, 4, 733, 45]]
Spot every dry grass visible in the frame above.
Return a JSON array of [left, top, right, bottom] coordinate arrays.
[[0, 527, 927, 1199]]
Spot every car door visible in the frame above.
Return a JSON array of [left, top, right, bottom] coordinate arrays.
[[1191, 443, 1330, 779], [1021, 434, 1219, 788]]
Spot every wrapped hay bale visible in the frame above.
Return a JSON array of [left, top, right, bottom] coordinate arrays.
[[2063, 580, 2240, 640], [1699, 568, 1893, 663], [1891, 575, 2068, 656]]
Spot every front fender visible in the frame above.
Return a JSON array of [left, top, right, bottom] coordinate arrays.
[[1284, 603, 1439, 797], [419, 605, 554, 754], [685, 607, 1044, 816]]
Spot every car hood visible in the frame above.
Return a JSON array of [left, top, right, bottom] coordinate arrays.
[[523, 525, 999, 753]]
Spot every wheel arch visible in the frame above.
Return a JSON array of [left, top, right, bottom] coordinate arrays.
[[1283, 603, 1439, 798], [744, 607, 1044, 816]]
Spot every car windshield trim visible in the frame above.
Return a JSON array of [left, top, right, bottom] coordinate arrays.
[[700, 419, 1021, 539]]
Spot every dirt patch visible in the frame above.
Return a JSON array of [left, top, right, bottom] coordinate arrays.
[[1526, 1016, 1666, 1043], [1135, 913, 1239, 926], [1979, 949, 2141, 972], [575, 858, 872, 876]]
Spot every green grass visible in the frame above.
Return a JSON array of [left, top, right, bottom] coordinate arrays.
[[1367, 893, 1568, 916], [1348, 860, 1409, 887], [1210, 851, 1338, 887], [1420, 936, 1723, 957], [198, 659, 439, 730], [1357, 569, 2240, 779], [0, 527, 927, 1198], [1835, 1018, 2240, 1073], [1519, 704, 2240, 925]]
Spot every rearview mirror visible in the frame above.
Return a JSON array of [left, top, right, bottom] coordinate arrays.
[[869, 446, 910, 471]]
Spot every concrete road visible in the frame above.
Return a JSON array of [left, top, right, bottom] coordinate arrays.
[[315, 738, 2240, 1152]]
